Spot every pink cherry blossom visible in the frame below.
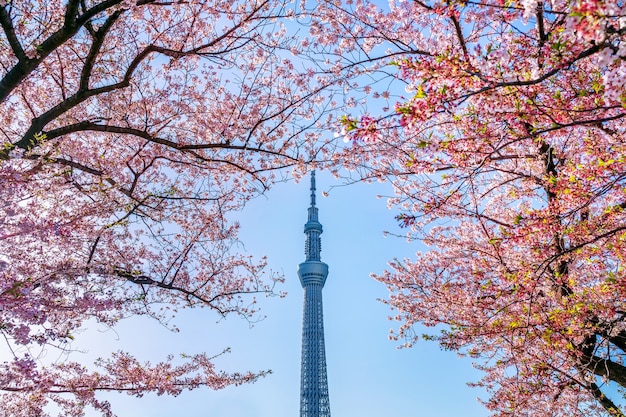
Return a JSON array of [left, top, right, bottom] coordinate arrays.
[[0, 1, 332, 415], [311, 0, 626, 415]]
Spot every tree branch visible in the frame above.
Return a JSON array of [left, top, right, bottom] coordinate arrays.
[[450, 13, 468, 60], [0, 5, 27, 61], [0, 0, 128, 102], [586, 380, 626, 417], [79, 9, 124, 91]]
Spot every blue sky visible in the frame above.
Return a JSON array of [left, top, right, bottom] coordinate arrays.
[[76, 169, 490, 417]]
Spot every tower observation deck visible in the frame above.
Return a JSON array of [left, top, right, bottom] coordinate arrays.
[[297, 171, 331, 417]]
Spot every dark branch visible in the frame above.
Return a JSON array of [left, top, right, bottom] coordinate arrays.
[[79, 9, 123, 91], [0, 5, 27, 61]]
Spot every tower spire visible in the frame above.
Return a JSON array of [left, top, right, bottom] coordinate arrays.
[[310, 170, 317, 207], [305, 171, 322, 262], [298, 170, 331, 417]]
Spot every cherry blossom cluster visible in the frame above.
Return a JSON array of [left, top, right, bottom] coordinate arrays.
[[0, 0, 335, 415], [309, 0, 626, 415]]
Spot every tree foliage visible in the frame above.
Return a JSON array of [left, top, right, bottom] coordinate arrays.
[[0, 0, 332, 415], [310, 0, 626, 415], [7, 0, 626, 415]]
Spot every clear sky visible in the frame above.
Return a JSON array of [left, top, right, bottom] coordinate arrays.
[[73, 169, 491, 417]]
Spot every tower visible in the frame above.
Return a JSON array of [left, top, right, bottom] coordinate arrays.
[[298, 171, 331, 417]]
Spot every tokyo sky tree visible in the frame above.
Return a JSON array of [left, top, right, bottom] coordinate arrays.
[[297, 171, 331, 417]]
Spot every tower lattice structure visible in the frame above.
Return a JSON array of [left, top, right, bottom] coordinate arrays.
[[297, 171, 331, 417]]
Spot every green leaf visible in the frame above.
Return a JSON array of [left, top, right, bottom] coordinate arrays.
[[415, 84, 427, 99]]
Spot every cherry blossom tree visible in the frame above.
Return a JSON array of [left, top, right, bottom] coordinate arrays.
[[0, 0, 335, 415], [309, 0, 626, 416]]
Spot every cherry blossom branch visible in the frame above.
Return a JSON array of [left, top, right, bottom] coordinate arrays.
[[116, 268, 273, 317], [79, 9, 123, 91], [0, 4, 27, 61], [456, 43, 604, 104], [586, 380, 626, 417], [0, 0, 129, 101], [450, 14, 468, 60]]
